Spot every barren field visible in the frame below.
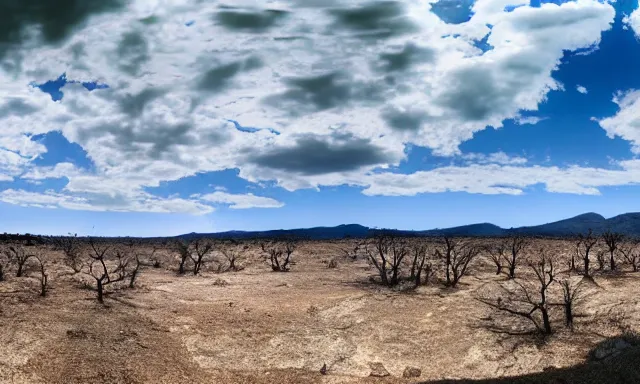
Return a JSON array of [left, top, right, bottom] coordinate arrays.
[[1, 239, 640, 384]]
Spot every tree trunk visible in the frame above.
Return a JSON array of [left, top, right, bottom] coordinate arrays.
[[565, 304, 573, 329], [129, 270, 138, 288], [445, 254, 451, 286], [610, 251, 616, 271], [179, 257, 187, 274], [16, 263, 24, 277], [40, 275, 47, 297], [584, 256, 590, 278], [541, 308, 552, 335], [570, 256, 575, 271], [97, 279, 104, 304], [508, 263, 516, 279], [495, 264, 502, 275]]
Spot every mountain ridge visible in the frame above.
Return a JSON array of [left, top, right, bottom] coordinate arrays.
[[178, 212, 640, 240]]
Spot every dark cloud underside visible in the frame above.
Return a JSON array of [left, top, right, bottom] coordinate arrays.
[[249, 133, 393, 175]]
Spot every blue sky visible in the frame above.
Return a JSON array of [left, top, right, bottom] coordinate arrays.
[[2, 0, 640, 236]]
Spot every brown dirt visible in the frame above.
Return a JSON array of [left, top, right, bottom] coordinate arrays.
[[1, 239, 640, 384]]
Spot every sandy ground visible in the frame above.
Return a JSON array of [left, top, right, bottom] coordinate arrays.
[[1, 240, 640, 384]]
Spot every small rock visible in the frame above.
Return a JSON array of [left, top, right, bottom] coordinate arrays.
[[320, 363, 327, 375], [369, 362, 390, 377], [403, 366, 421, 378]]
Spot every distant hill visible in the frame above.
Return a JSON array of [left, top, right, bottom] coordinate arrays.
[[420, 223, 506, 237], [175, 212, 640, 240]]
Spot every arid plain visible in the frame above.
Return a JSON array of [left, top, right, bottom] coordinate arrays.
[[1, 237, 640, 384]]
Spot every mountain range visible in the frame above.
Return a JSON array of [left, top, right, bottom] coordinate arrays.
[[179, 212, 640, 240]]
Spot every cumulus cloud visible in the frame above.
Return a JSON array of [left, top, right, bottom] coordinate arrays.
[[0, 0, 621, 212], [363, 160, 640, 197], [0, 188, 215, 215], [198, 192, 284, 209], [597, 90, 640, 154], [460, 152, 528, 165], [577, 85, 588, 94]]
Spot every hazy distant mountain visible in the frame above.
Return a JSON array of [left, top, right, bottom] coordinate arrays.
[[511, 212, 607, 236], [180, 224, 372, 240], [178, 213, 640, 240], [420, 223, 506, 237]]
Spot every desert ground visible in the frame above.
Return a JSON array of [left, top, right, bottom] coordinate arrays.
[[1, 236, 640, 384]]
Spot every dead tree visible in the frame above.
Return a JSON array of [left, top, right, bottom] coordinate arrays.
[[365, 234, 408, 286], [32, 255, 48, 297], [595, 249, 607, 271], [619, 241, 640, 272], [4, 244, 34, 277], [85, 239, 130, 304], [410, 242, 432, 288], [51, 234, 83, 273], [484, 241, 507, 275], [576, 230, 598, 278], [221, 245, 243, 272], [436, 236, 480, 288], [602, 230, 624, 271], [478, 250, 557, 336], [505, 235, 529, 279], [174, 239, 191, 275], [189, 238, 214, 275], [262, 239, 297, 272]]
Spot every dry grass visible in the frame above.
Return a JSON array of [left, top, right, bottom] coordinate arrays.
[[0, 238, 639, 383]]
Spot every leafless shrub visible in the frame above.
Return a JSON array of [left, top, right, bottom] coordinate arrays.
[[504, 236, 530, 279], [261, 238, 297, 272], [220, 244, 244, 272], [409, 242, 432, 288], [174, 239, 191, 275], [596, 249, 607, 271], [576, 229, 598, 278], [484, 241, 507, 276], [84, 239, 132, 304], [619, 241, 640, 272], [188, 238, 214, 275], [602, 230, 624, 271], [435, 236, 480, 288], [327, 258, 338, 269], [3, 244, 34, 277], [51, 234, 83, 273], [478, 249, 557, 336], [364, 234, 408, 287], [32, 254, 48, 297]]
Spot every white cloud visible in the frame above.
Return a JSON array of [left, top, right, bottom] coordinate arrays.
[[461, 152, 528, 165], [514, 116, 547, 126], [577, 85, 588, 94], [0, 189, 215, 215], [363, 160, 640, 197], [624, 8, 640, 36], [0, 0, 619, 212], [597, 90, 640, 154], [198, 191, 284, 209]]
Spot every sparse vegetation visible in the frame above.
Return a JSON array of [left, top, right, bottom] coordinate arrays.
[[478, 248, 557, 336], [576, 229, 599, 278], [364, 233, 408, 287], [2, 233, 640, 383], [435, 236, 481, 288], [602, 230, 624, 271], [261, 238, 297, 272]]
